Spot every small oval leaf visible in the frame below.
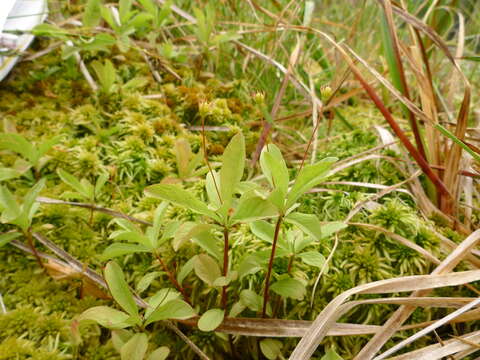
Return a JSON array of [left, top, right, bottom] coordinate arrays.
[[197, 308, 224, 332]]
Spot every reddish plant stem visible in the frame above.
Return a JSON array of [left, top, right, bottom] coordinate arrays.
[[154, 252, 191, 305], [262, 215, 283, 318], [221, 227, 229, 310], [24, 229, 44, 270]]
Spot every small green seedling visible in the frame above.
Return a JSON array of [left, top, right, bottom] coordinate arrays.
[[162, 138, 210, 183], [77, 261, 191, 359], [0, 179, 46, 267], [0, 133, 61, 179], [57, 169, 109, 223]]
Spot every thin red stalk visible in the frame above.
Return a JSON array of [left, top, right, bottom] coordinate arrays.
[[262, 215, 283, 318], [24, 229, 44, 269], [221, 227, 229, 310], [350, 66, 452, 198], [154, 252, 191, 305], [382, 1, 427, 161]]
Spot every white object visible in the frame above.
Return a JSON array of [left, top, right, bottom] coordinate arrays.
[[0, 0, 48, 81]]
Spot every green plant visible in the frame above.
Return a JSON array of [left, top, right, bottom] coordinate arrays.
[[0, 179, 45, 267], [76, 261, 185, 359], [0, 133, 61, 180]]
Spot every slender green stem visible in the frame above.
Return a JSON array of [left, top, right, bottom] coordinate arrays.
[[262, 215, 283, 318], [221, 227, 229, 310]]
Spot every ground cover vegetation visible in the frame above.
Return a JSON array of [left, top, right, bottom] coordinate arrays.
[[0, 0, 480, 359]]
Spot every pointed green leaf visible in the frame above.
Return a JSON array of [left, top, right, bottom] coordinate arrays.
[[192, 231, 221, 260], [145, 288, 180, 318], [298, 251, 325, 268], [177, 257, 195, 285], [77, 306, 131, 329], [57, 169, 90, 199], [286, 157, 337, 207], [0, 167, 22, 182], [231, 195, 277, 224], [22, 178, 45, 217], [102, 243, 150, 259], [285, 212, 322, 240], [147, 347, 170, 360], [145, 184, 217, 219], [206, 170, 222, 209], [198, 309, 224, 332], [145, 299, 196, 325], [83, 0, 103, 27], [37, 135, 61, 159], [0, 186, 21, 222], [321, 349, 344, 360], [0, 133, 37, 165], [104, 261, 138, 318], [94, 173, 109, 198], [120, 333, 148, 360], [220, 133, 245, 205], [0, 231, 22, 247], [193, 254, 221, 286], [260, 339, 283, 360], [270, 277, 306, 300], [249, 220, 274, 243], [321, 222, 347, 239], [240, 289, 263, 312], [260, 144, 289, 193], [136, 272, 162, 294]]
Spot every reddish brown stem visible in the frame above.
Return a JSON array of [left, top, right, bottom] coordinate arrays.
[[221, 227, 229, 310], [154, 252, 191, 305], [24, 230, 44, 270], [262, 215, 283, 318]]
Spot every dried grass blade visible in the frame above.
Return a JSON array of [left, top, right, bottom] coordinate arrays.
[[375, 296, 480, 359], [355, 229, 480, 359], [289, 268, 480, 359], [384, 330, 480, 360]]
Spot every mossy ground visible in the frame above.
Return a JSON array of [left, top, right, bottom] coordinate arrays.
[[0, 30, 477, 360]]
